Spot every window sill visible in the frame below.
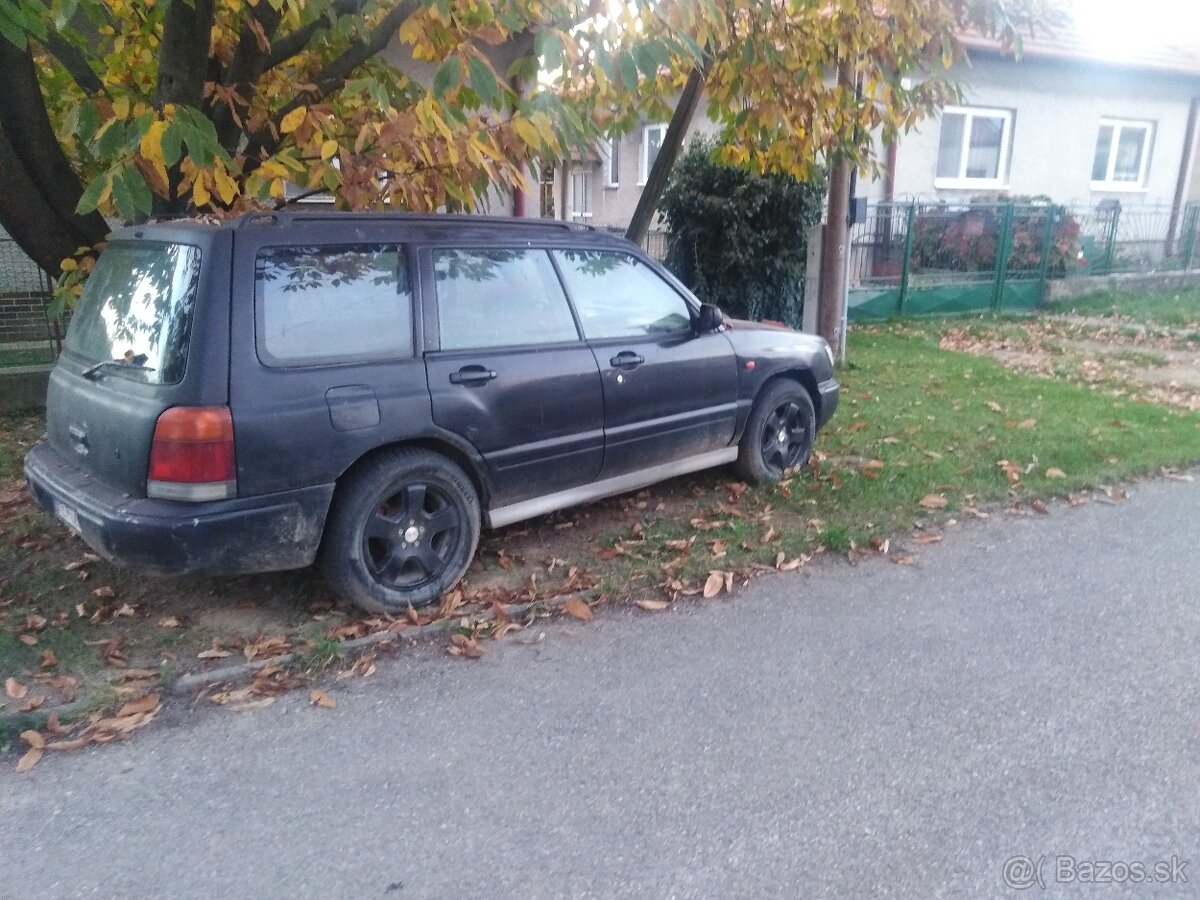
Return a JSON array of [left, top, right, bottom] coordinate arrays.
[[603, 184, 619, 190], [933, 178, 1009, 190], [1089, 182, 1148, 193]]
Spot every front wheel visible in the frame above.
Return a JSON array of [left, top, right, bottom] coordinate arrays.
[[734, 380, 816, 484], [320, 448, 480, 614]]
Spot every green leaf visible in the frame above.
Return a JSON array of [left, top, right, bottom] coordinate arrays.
[[161, 120, 183, 167], [76, 101, 99, 144], [111, 168, 136, 221], [634, 44, 659, 79], [123, 164, 152, 216], [75, 173, 107, 215], [466, 55, 499, 108], [0, 1, 28, 48], [535, 30, 562, 71], [95, 119, 126, 158], [432, 58, 458, 98], [618, 51, 638, 89]]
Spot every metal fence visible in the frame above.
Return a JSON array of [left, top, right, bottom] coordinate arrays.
[[847, 200, 1200, 321], [0, 236, 59, 365]]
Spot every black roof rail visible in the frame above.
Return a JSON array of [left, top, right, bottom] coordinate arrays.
[[235, 211, 596, 232]]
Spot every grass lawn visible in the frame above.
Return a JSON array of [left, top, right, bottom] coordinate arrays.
[[3, 321, 1199, 749], [1048, 286, 1200, 331]]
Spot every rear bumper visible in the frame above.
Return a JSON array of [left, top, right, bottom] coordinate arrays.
[[816, 377, 840, 429], [24, 441, 334, 576]]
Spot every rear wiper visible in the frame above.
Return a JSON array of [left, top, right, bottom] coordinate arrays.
[[81, 360, 156, 380]]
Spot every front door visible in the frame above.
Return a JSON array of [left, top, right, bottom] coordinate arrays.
[[423, 247, 604, 505], [551, 250, 738, 477]]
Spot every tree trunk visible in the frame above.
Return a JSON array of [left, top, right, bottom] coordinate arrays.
[[816, 58, 855, 359], [0, 128, 87, 274], [626, 63, 708, 244], [0, 40, 108, 262]]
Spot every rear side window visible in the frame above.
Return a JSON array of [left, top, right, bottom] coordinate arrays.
[[553, 250, 692, 340], [255, 245, 412, 366], [433, 248, 579, 350], [64, 241, 201, 384]]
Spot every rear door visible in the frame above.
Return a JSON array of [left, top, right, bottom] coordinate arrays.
[[229, 228, 431, 497], [422, 246, 603, 505], [551, 249, 738, 477], [46, 229, 231, 496]]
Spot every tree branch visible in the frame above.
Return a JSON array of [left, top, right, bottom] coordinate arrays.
[[41, 31, 105, 96], [212, 2, 284, 152], [245, 0, 420, 166], [264, 0, 366, 72], [0, 39, 107, 252]]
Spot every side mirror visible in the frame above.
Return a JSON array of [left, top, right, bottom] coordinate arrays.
[[696, 303, 726, 334]]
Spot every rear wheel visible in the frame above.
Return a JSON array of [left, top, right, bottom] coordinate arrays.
[[320, 448, 480, 614], [734, 380, 816, 483]]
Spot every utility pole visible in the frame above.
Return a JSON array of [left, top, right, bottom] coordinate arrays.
[[816, 58, 854, 359]]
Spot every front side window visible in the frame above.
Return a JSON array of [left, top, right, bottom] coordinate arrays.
[[553, 250, 692, 340], [640, 124, 667, 185], [1092, 119, 1153, 189], [433, 248, 579, 350], [64, 241, 201, 384], [935, 106, 1013, 188], [255, 245, 412, 366]]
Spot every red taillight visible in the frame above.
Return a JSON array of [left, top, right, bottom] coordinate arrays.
[[147, 406, 236, 501]]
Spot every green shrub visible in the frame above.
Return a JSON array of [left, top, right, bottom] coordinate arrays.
[[657, 137, 825, 326], [910, 195, 1082, 278]]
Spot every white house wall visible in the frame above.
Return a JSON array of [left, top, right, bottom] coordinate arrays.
[[880, 55, 1200, 206]]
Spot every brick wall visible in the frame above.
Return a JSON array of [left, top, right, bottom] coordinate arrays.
[[0, 291, 53, 343], [0, 228, 53, 344]]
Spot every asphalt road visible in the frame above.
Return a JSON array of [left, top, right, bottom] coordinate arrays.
[[3, 479, 1199, 899]]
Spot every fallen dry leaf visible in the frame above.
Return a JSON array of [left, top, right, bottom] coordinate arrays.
[[309, 689, 336, 709], [702, 571, 726, 598], [91, 586, 115, 599], [20, 730, 44, 750], [18, 634, 37, 646], [158, 616, 183, 629], [117, 694, 160, 717], [892, 552, 917, 566], [913, 531, 943, 545], [1045, 467, 1067, 479], [40, 649, 57, 668], [16, 747, 43, 773], [197, 648, 232, 660], [635, 599, 670, 612], [563, 597, 593, 621], [1030, 498, 1049, 514], [446, 633, 487, 658], [919, 494, 948, 510], [5, 677, 28, 700], [985, 400, 1003, 413], [24, 614, 47, 632]]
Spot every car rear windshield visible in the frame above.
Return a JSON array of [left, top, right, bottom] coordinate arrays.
[[64, 241, 202, 385]]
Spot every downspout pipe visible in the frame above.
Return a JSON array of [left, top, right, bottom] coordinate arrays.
[[1167, 96, 1200, 255]]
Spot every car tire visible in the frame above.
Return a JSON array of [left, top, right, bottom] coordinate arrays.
[[320, 448, 481, 615], [734, 379, 816, 484]]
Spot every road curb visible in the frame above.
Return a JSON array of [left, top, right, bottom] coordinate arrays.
[[169, 591, 594, 695]]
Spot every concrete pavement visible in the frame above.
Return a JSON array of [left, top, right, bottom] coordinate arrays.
[[2, 479, 1199, 899]]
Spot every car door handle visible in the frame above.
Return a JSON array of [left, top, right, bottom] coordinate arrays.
[[449, 365, 498, 386], [609, 352, 645, 370]]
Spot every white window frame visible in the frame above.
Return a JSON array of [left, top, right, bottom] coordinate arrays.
[[604, 136, 620, 188], [933, 105, 1013, 190], [639, 124, 667, 186], [1090, 118, 1154, 192], [568, 167, 592, 221]]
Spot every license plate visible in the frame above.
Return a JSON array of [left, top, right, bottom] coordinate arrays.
[[55, 501, 81, 535]]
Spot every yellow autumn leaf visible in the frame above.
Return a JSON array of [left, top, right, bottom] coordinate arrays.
[[139, 119, 169, 187], [192, 171, 211, 208], [269, 177, 285, 199], [112, 95, 130, 119], [279, 106, 306, 134], [212, 164, 238, 205], [320, 139, 338, 161]]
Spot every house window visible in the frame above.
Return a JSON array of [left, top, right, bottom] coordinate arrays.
[[605, 136, 620, 187], [639, 124, 667, 185], [934, 106, 1013, 189], [568, 169, 592, 221], [1091, 119, 1153, 190]]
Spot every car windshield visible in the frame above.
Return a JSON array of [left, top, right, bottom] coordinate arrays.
[[64, 241, 202, 385]]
